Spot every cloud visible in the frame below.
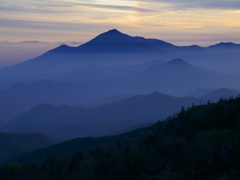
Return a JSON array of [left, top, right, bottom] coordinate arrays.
[[134, 0, 240, 10], [0, 18, 106, 31], [0, 1, 154, 15], [1, 0, 240, 45], [0, 18, 128, 42]]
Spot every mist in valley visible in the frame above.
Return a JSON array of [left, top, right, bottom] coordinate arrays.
[[1, 28, 240, 180], [0, 29, 239, 140]]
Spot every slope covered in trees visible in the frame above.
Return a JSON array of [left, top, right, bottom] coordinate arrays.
[[0, 132, 55, 163], [1, 97, 240, 180]]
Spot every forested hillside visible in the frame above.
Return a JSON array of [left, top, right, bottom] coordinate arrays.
[[1, 97, 240, 180], [0, 132, 55, 163]]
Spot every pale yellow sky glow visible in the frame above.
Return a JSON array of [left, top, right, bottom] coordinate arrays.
[[0, 0, 240, 45]]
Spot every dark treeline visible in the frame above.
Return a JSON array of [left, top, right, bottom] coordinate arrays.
[[1, 97, 240, 180]]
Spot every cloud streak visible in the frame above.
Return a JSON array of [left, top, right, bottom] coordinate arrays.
[[134, 0, 240, 10], [0, 1, 153, 14], [0, 18, 106, 31]]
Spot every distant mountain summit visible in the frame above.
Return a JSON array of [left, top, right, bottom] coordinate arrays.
[[36, 30, 240, 54], [208, 42, 240, 49], [142, 58, 211, 95], [48, 44, 75, 53], [146, 58, 199, 73], [82, 29, 173, 45], [74, 29, 175, 52], [163, 58, 191, 67], [84, 29, 132, 44], [45, 29, 175, 53]]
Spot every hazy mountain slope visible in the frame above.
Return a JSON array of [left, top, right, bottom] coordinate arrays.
[[1, 92, 198, 140], [0, 58, 239, 123], [208, 42, 240, 49], [74, 29, 175, 53], [90, 94, 131, 107], [62, 58, 239, 98], [139, 58, 216, 95], [54, 59, 165, 82], [144, 58, 205, 78], [0, 29, 175, 79], [200, 88, 240, 102], [165, 42, 240, 75], [0, 80, 99, 106], [184, 88, 215, 97], [0, 132, 55, 162], [0, 80, 101, 121], [2, 125, 153, 165], [0, 95, 23, 122], [2, 29, 240, 82], [1, 97, 240, 180]]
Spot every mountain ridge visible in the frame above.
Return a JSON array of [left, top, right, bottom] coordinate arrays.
[[208, 42, 240, 49], [1, 91, 199, 140], [0, 29, 240, 78]]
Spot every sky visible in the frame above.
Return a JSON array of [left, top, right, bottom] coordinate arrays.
[[0, 0, 240, 67]]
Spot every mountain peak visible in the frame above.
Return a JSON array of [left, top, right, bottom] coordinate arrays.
[[48, 44, 74, 53], [216, 42, 237, 47], [99, 29, 126, 38], [220, 42, 233, 44], [77, 29, 175, 52], [106, 29, 122, 34], [81, 29, 131, 45], [145, 58, 195, 73], [165, 58, 189, 66]]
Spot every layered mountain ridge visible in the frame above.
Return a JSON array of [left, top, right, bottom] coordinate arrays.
[[2, 88, 239, 140], [1, 29, 240, 79]]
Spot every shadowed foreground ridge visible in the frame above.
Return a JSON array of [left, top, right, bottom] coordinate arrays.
[[1, 96, 240, 180], [0, 132, 55, 163]]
